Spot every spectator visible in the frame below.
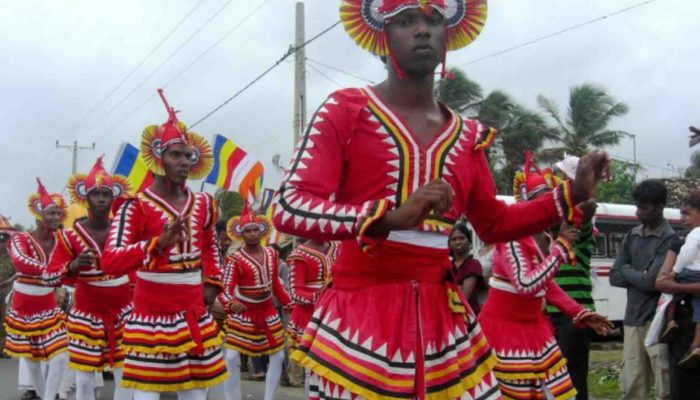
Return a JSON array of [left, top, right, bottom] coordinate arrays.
[[610, 180, 676, 399]]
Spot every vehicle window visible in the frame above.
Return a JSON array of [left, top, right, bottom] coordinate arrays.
[[592, 233, 607, 258], [609, 233, 626, 258]]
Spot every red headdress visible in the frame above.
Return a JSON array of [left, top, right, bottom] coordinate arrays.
[[66, 155, 132, 206], [226, 202, 271, 242], [27, 178, 67, 221], [513, 151, 561, 202], [340, 0, 487, 78], [140, 89, 213, 180]]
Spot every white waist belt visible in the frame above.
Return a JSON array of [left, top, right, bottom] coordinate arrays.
[[387, 230, 448, 249], [13, 281, 53, 296], [88, 275, 130, 287], [137, 271, 201, 285], [234, 287, 270, 304], [489, 277, 545, 297]]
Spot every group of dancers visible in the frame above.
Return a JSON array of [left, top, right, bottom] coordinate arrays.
[[3, 1, 617, 399]]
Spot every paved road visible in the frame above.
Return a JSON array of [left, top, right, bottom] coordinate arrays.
[[0, 358, 305, 400]]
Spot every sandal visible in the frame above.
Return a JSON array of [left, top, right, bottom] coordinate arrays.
[[659, 320, 679, 343]]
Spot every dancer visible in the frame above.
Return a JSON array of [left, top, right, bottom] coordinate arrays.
[[44, 156, 133, 400], [272, 1, 610, 398], [101, 89, 227, 400], [478, 155, 612, 399], [4, 179, 68, 400], [218, 205, 292, 400]]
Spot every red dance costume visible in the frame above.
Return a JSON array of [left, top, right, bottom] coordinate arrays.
[[272, 87, 579, 400], [4, 231, 67, 360], [44, 156, 133, 373], [479, 237, 591, 400], [286, 243, 335, 349], [219, 246, 292, 356], [45, 220, 132, 372], [101, 89, 226, 392], [101, 188, 227, 392]]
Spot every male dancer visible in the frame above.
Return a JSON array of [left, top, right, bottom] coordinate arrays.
[[273, 1, 610, 398], [218, 205, 292, 400], [44, 157, 133, 400], [101, 89, 227, 400], [5, 179, 68, 400]]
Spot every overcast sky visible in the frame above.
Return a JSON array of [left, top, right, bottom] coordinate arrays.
[[1, 0, 698, 227]]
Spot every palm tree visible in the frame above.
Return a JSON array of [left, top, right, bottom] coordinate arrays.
[[214, 189, 245, 222], [435, 68, 483, 113], [538, 83, 630, 156]]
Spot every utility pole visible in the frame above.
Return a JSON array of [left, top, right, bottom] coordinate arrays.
[[293, 1, 307, 147], [56, 140, 95, 174]]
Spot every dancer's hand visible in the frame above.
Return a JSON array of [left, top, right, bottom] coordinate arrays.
[[229, 301, 246, 314], [571, 151, 610, 204], [203, 283, 219, 307], [69, 250, 95, 273], [581, 313, 614, 336], [579, 199, 598, 225], [558, 222, 579, 245], [369, 179, 453, 236], [156, 216, 188, 252]]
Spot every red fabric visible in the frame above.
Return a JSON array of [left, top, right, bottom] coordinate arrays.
[[9, 232, 47, 281], [101, 189, 223, 285], [156, 89, 188, 150], [74, 282, 131, 366], [243, 299, 279, 347], [36, 178, 57, 210], [133, 277, 206, 354], [11, 291, 56, 316], [272, 87, 564, 245], [332, 240, 449, 289], [219, 247, 291, 309], [479, 288, 552, 350]]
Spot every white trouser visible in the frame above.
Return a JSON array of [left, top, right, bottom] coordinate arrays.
[[133, 388, 206, 400], [25, 352, 68, 400], [75, 368, 132, 400]]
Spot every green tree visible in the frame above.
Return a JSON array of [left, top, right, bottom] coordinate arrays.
[[214, 190, 245, 222], [538, 84, 630, 156], [685, 151, 700, 179], [435, 69, 483, 112], [436, 69, 555, 193], [594, 161, 636, 204]]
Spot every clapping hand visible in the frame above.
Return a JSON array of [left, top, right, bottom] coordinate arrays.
[[571, 151, 610, 204]]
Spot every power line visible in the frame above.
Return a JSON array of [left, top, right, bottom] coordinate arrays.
[[307, 62, 343, 88], [190, 20, 342, 128], [459, 0, 661, 67], [306, 57, 376, 84], [82, 0, 235, 140], [60, 0, 208, 138], [99, 0, 274, 137]]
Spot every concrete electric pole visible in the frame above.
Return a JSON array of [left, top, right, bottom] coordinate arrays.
[[293, 1, 307, 147], [56, 140, 95, 174]]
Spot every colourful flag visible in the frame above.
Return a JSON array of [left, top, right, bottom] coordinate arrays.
[[111, 142, 153, 193], [260, 188, 281, 246], [205, 134, 264, 203]]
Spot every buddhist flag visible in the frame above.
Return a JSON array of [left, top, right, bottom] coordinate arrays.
[[112, 142, 153, 193], [205, 134, 264, 203], [260, 188, 282, 246]]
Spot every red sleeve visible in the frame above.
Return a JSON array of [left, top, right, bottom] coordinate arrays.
[[200, 194, 223, 290], [43, 230, 75, 287], [217, 255, 238, 308], [9, 234, 44, 276], [464, 144, 580, 244], [272, 90, 391, 250], [270, 250, 291, 307], [544, 280, 588, 321], [102, 198, 165, 277], [288, 255, 315, 305], [455, 258, 484, 285], [501, 238, 575, 296]]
